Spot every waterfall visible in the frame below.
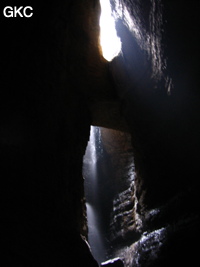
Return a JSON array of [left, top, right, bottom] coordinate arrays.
[[86, 203, 105, 264], [83, 126, 106, 264], [83, 126, 136, 264]]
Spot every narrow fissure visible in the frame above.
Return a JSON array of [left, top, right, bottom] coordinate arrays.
[[82, 126, 135, 265]]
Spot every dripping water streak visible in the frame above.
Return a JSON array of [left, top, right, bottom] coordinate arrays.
[[83, 126, 105, 264]]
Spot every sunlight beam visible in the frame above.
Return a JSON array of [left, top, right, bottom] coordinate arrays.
[[99, 0, 121, 61]]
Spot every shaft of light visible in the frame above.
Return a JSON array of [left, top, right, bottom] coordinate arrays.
[[99, 0, 121, 61]]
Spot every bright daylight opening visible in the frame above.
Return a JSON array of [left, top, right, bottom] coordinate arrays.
[[99, 0, 121, 61]]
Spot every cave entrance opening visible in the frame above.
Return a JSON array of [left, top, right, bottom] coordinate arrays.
[[99, 0, 121, 61], [82, 126, 135, 265]]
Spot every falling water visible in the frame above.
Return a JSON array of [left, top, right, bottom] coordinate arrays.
[[86, 203, 105, 264], [83, 126, 105, 264], [83, 126, 137, 265]]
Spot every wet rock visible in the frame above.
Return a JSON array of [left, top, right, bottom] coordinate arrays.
[[110, 183, 136, 243], [101, 258, 124, 267]]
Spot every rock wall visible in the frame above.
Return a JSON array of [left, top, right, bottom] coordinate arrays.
[[0, 0, 108, 266], [107, 0, 200, 266]]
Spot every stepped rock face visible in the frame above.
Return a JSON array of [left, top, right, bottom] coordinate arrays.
[[1, 0, 199, 266], [105, 1, 199, 266]]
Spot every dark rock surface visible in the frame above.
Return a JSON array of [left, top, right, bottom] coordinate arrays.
[[1, 1, 103, 266], [107, 0, 200, 266]]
